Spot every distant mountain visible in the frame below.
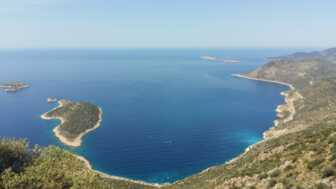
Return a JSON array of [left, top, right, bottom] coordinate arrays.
[[247, 48, 336, 89], [269, 47, 336, 63]]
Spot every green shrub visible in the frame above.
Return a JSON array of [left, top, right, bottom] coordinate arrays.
[[314, 182, 331, 189], [321, 167, 335, 178], [269, 169, 281, 178], [307, 159, 323, 170], [267, 179, 277, 188], [0, 139, 31, 173], [257, 173, 268, 180]]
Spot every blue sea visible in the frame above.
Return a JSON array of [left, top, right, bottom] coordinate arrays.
[[0, 48, 300, 183]]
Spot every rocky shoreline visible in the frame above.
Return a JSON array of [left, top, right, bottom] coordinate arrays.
[[264, 90, 303, 138], [217, 74, 301, 165], [232, 74, 301, 140]]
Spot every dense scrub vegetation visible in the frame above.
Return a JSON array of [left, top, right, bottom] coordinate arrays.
[[0, 139, 157, 189]]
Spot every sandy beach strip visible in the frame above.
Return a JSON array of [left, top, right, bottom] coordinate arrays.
[[232, 74, 295, 90], [41, 100, 103, 147]]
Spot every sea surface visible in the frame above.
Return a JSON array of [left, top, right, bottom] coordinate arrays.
[[0, 48, 302, 183]]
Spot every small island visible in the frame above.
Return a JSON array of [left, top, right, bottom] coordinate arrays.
[[201, 56, 240, 64], [41, 99, 103, 147], [0, 82, 29, 92], [47, 97, 58, 103]]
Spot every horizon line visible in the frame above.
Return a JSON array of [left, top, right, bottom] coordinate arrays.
[[0, 46, 329, 50]]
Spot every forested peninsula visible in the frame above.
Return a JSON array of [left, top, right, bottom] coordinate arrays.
[[41, 100, 102, 147]]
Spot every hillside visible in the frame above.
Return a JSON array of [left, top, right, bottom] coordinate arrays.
[[248, 48, 336, 89], [0, 139, 157, 189], [166, 48, 336, 188], [1, 48, 336, 188]]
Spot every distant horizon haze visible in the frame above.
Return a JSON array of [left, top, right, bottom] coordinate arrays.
[[1, 1, 336, 48]]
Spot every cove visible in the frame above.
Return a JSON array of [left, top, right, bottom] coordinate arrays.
[[0, 48, 298, 183]]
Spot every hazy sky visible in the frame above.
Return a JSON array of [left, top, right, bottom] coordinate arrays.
[[1, 0, 336, 48]]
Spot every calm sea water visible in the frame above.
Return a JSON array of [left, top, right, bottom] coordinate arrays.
[[0, 48, 299, 183]]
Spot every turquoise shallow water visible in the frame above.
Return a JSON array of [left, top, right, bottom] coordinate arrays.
[[0, 49, 298, 183]]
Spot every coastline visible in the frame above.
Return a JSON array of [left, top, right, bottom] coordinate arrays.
[[41, 100, 103, 147], [39, 74, 300, 187], [232, 74, 295, 90], [219, 74, 299, 164], [75, 155, 164, 187], [41, 101, 163, 187], [180, 73, 301, 183], [232, 73, 299, 139]]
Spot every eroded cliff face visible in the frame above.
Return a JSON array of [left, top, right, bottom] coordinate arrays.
[[263, 90, 303, 139]]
